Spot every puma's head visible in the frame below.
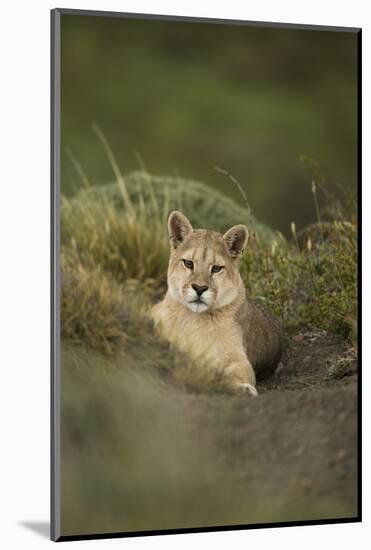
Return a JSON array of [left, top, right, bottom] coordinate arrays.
[[166, 210, 248, 313]]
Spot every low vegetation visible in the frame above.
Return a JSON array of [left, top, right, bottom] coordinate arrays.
[[61, 169, 357, 356]]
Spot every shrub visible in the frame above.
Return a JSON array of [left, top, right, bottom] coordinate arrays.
[[69, 170, 274, 238], [241, 218, 357, 340]]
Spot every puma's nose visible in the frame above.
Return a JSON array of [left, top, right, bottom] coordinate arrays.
[[192, 284, 209, 296]]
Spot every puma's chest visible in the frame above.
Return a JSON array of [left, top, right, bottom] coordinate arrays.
[[152, 302, 243, 362]]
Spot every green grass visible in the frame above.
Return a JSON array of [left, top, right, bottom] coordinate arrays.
[[241, 217, 357, 339]]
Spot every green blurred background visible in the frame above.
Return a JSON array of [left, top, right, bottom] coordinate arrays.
[[61, 15, 357, 234]]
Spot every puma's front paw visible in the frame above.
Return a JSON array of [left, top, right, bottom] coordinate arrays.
[[236, 383, 259, 397]]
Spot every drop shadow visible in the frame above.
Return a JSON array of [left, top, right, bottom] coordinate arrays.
[[19, 521, 50, 539]]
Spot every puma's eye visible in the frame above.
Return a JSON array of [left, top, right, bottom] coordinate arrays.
[[182, 259, 194, 270], [211, 265, 224, 273]]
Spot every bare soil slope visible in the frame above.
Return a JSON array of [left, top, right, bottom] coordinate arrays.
[[61, 331, 358, 536], [209, 330, 358, 520]]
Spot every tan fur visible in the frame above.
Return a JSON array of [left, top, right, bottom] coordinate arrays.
[[152, 211, 283, 395]]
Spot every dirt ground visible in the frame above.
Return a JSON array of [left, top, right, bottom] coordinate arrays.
[[61, 330, 358, 535], [188, 329, 359, 521]]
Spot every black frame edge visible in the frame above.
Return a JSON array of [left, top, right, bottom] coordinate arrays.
[[57, 516, 360, 543], [356, 28, 362, 523]]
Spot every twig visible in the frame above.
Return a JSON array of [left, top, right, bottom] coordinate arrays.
[[305, 239, 322, 318], [214, 166, 252, 217], [92, 122, 134, 215], [135, 150, 148, 173], [311, 180, 322, 225], [65, 147, 91, 189]]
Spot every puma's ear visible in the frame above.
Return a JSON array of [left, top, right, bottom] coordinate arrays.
[[168, 211, 193, 248], [223, 224, 249, 257]]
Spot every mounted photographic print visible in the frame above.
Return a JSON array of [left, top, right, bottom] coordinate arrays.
[[51, 8, 361, 542]]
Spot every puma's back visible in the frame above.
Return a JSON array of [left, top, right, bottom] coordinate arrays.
[[237, 299, 283, 380]]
